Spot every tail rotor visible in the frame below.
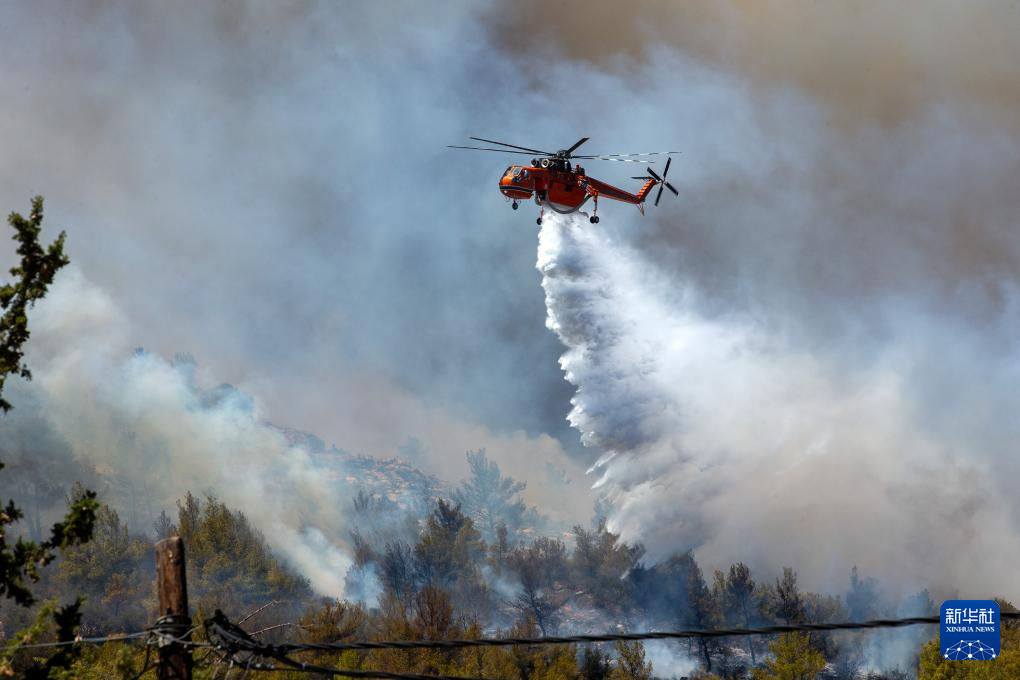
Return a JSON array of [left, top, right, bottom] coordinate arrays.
[[646, 156, 679, 207]]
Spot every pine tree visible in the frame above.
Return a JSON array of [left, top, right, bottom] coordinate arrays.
[[724, 562, 759, 663], [507, 537, 568, 634], [751, 633, 826, 680], [846, 566, 880, 620], [773, 567, 805, 624], [0, 197, 98, 676], [610, 641, 653, 680], [452, 450, 528, 542], [684, 554, 722, 672]]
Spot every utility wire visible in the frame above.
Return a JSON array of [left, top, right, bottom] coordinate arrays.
[[9, 608, 1017, 680], [204, 609, 1020, 679], [241, 612, 1020, 654], [4, 631, 150, 651], [5, 620, 212, 653]]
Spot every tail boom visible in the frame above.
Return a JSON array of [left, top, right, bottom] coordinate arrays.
[[583, 177, 654, 205]]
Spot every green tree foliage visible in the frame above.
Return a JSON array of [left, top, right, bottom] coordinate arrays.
[[610, 640, 652, 680], [344, 490, 421, 604], [55, 491, 152, 633], [0, 198, 95, 604], [683, 553, 722, 672], [0, 486, 97, 607], [0, 197, 69, 413], [580, 645, 611, 680], [291, 598, 368, 671], [751, 632, 827, 680], [414, 500, 483, 588], [570, 521, 643, 615], [379, 540, 416, 601], [772, 567, 806, 624], [1, 600, 90, 678], [452, 450, 529, 542], [507, 537, 568, 634], [413, 499, 489, 620], [171, 492, 311, 619], [720, 562, 759, 663], [299, 598, 367, 643], [489, 523, 513, 573], [37, 494, 323, 677], [846, 566, 880, 621], [0, 197, 97, 677]]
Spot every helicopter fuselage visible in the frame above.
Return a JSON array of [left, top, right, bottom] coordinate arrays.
[[499, 161, 655, 215]]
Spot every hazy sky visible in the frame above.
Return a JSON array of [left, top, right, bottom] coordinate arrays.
[[2, 1, 1019, 596]]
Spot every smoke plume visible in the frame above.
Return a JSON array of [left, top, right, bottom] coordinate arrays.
[[2, 266, 594, 595], [12, 267, 354, 594]]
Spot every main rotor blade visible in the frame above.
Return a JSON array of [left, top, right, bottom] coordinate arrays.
[[447, 145, 538, 156], [565, 137, 590, 155], [468, 136, 553, 155], [573, 151, 680, 159], [582, 157, 653, 163]]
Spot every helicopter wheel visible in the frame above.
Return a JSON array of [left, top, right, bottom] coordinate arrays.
[[590, 215, 600, 224], [536, 217, 542, 225], [512, 201, 519, 210]]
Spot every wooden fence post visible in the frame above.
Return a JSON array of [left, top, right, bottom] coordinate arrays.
[[155, 536, 192, 680]]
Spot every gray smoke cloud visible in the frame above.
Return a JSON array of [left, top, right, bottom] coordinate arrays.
[[8, 267, 352, 593], [2, 265, 594, 595], [490, 1, 1020, 130], [0, 2, 597, 555], [0, 1, 581, 456]]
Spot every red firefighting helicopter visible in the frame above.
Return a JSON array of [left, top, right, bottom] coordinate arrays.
[[448, 136, 679, 224]]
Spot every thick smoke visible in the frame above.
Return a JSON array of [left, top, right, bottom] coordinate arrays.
[[491, 1, 1020, 128], [13, 267, 353, 594], [0, 1, 580, 460], [0, 2, 597, 574], [538, 211, 1020, 600], [3, 266, 593, 594]]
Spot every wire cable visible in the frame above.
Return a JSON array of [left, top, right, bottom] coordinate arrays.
[[254, 612, 1020, 654], [204, 608, 1020, 679], [4, 630, 150, 651]]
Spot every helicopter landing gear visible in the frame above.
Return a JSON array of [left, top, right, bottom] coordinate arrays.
[[589, 196, 600, 224], [512, 201, 519, 210], [537, 206, 545, 226], [589, 215, 600, 224]]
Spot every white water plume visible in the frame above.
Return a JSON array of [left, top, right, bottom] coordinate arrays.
[[537, 211, 1020, 598]]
